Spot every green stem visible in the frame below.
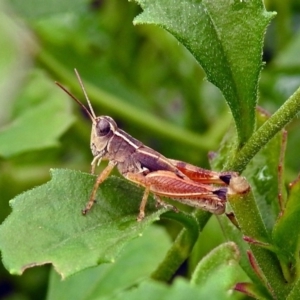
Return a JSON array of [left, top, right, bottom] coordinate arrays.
[[151, 210, 210, 281], [229, 191, 290, 298], [227, 86, 300, 173], [36, 49, 223, 152]]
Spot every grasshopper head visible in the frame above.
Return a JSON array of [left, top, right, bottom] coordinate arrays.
[[90, 116, 118, 157], [56, 69, 121, 160], [55, 69, 117, 159]]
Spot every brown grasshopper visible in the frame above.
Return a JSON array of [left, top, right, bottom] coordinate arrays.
[[56, 69, 238, 221]]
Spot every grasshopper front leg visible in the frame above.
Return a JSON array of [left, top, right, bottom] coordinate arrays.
[[82, 161, 116, 215]]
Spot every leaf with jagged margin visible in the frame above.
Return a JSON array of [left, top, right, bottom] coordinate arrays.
[[133, 0, 275, 146], [0, 169, 166, 278]]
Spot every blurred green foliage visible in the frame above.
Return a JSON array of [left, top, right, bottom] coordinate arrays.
[[0, 0, 300, 299]]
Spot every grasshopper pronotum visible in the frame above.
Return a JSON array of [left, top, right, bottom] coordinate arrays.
[[56, 70, 240, 221]]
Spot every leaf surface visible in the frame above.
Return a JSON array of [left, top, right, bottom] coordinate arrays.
[[134, 0, 275, 145], [0, 169, 165, 278], [0, 72, 74, 158], [46, 226, 171, 300]]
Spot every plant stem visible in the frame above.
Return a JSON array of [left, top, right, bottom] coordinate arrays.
[[229, 191, 290, 298], [151, 211, 210, 281], [227, 86, 300, 173]]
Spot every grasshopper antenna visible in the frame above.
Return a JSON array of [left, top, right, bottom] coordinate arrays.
[[74, 69, 97, 120], [55, 81, 95, 123], [55, 70, 96, 123]]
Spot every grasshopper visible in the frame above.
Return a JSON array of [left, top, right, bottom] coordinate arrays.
[[56, 69, 238, 221]]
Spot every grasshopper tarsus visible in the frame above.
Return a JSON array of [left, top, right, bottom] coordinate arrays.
[[82, 199, 97, 215], [137, 211, 145, 222]]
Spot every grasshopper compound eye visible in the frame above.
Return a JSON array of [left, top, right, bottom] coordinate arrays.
[[96, 118, 111, 136], [95, 116, 118, 137]]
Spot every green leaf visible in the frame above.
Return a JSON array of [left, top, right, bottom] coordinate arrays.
[[111, 279, 202, 300], [191, 242, 241, 298], [0, 71, 74, 158], [151, 211, 203, 282], [287, 276, 300, 300], [0, 2, 34, 125], [133, 0, 275, 146], [46, 226, 171, 300], [0, 169, 165, 278], [111, 268, 243, 300]]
